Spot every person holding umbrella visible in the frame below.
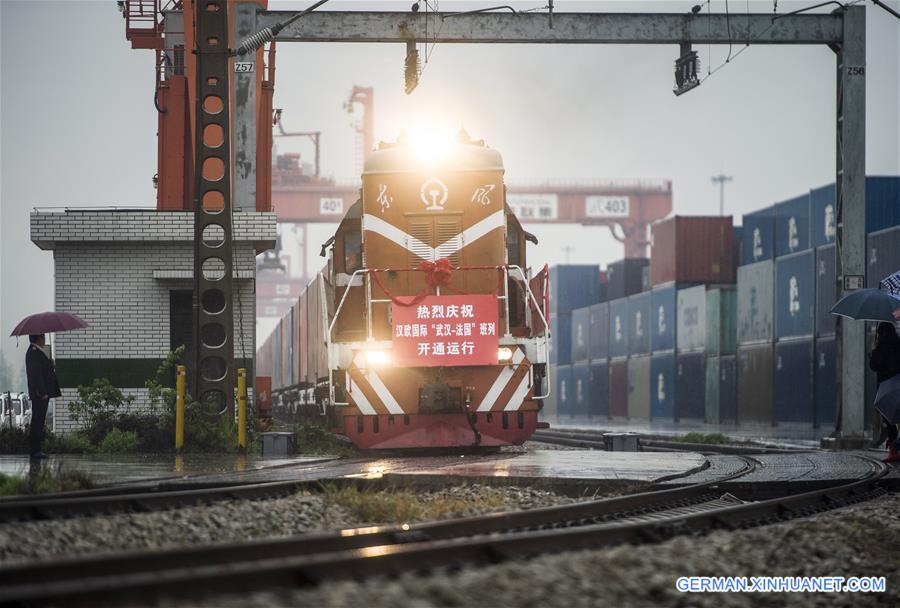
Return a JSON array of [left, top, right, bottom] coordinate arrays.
[[870, 322, 900, 462], [10, 311, 89, 459], [25, 334, 61, 458]]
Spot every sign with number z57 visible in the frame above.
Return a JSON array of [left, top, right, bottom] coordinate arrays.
[[234, 62, 254, 73]]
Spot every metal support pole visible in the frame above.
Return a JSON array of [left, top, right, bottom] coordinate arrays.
[[233, 2, 258, 211], [175, 365, 186, 452], [834, 6, 867, 442], [237, 367, 247, 452]]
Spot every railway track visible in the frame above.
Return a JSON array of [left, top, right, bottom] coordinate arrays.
[[0, 453, 889, 606], [532, 428, 808, 454]]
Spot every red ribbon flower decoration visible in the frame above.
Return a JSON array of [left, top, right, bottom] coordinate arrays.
[[418, 258, 453, 288]]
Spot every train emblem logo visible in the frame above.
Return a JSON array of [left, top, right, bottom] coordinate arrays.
[[471, 184, 495, 206], [377, 184, 393, 212], [421, 178, 449, 211]]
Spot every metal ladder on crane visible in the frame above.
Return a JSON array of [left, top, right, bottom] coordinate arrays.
[[122, 0, 163, 50]]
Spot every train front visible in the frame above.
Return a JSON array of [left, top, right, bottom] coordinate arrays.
[[328, 131, 550, 448]]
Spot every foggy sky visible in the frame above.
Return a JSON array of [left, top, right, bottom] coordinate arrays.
[[1, 0, 898, 380]]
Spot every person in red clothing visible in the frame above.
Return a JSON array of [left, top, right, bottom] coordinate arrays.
[[869, 322, 900, 462]]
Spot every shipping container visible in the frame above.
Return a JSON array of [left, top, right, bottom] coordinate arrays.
[[628, 291, 651, 356], [571, 307, 590, 363], [815, 244, 837, 336], [272, 321, 282, 389], [556, 364, 573, 418], [628, 355, 650, 421], [675, 352, 705, 422], [705, 354, 737, 425], [741, 206, 775, 264], [607, 258, 648, 300], [650, 284, 677, 352], [706, 287, 737, 356], [589, 361, 610, 418], [773, 339, 815, 425], [677, 285, 707, 352], [608, 298, 629, 359], [866, 225, 900, 289], [549, 265, 602, 315], [650, 352, 675, 420], [865, 176, 900, 233], [292, 300, 301, 388], [609, 359, 628, 419], [733, 226, 744, 267], [588, 303, 609, 362], [550, 314, 572, 366], [775, 250, 816, 340], [572, 362, 591, 417], [737, 343, 774, 426], [775, 193, 811, 256], [650, 216, 736, 286], [810, 183, 836, 248], [737, 260, 775, 344], [814, 336, 836, 428]]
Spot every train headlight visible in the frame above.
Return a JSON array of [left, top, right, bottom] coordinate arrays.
[[498, 347, 514, 363], [408, 125, 454, 165], [363, 350, 391, 366]]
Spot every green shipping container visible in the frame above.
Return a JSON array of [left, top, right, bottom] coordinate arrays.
[[706, 287, 737, 356], [705, 356, 719, 424]]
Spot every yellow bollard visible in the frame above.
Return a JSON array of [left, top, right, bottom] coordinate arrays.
[[175, 365, 186, 452], [237, 368, 247, 453]]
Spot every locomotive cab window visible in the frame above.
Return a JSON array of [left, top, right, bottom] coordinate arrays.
[[344, 230, 362, 272], [506, 222, 520, 266]]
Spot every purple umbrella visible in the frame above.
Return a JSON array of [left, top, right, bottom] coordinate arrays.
[[9, 311, 89, 337]]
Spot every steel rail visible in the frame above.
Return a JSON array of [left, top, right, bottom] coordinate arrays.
[[532, 429, 807, 455], [1, 456, 888, 605], [0, 456, 756, 599]]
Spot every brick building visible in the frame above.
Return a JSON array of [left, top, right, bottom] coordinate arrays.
[[30, 209, 276, 433]]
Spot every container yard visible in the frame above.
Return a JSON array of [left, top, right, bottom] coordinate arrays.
[[2, 2, 900, 607]]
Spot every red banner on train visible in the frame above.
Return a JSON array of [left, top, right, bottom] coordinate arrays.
[[391, 295, 499, 367]]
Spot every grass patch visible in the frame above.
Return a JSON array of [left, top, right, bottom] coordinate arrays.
[[679, 432, 731, 445], [0, 464, 95, 496], [294, 424, 358, 458], [322, 484, 508, 524]]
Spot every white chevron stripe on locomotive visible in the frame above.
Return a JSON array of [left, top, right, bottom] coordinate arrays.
[[476, 349, 527, 411], [362, 210, 505, 261], [350, 353, 405, 415]]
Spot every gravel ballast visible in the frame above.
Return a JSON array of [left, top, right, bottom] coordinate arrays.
[[174, 492, 900, 608], [0, 484, 574, 564]]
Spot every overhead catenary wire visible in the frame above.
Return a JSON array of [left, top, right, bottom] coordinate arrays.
[[233, 0, 331, 56]]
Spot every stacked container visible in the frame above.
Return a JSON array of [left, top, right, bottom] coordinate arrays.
[[547, 265, 602, 418], [814, 241, 837, 430], [650, 284, 677, 420], [774, 194, 810, 257], [607, 258, 648, 300], [736, 260, 774, 426], [569, 306, 591, 418], [626, 291, 651, 420], [588, 303, 610, 418], [705, 287, 737, 424], [774, 249, 816, 427], [650, 216, 736, 286], [741, 206, 775, 265], [676, 285, 707, 422], [608, 297, 630, 419]]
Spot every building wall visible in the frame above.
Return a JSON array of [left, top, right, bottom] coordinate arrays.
[[31, 210, 275, 433]]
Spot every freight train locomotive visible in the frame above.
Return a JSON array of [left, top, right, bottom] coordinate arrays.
[[256, 131, 551, 448]]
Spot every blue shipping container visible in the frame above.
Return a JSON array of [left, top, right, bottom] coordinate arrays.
[[675, 352, 706, 421], [815, 245, 836, 336], [572, 362, 591, 417], [571, 307, 590, 363], [773, 339, 815, 425], [628, 291, 651, 356], [608, 298, 629, 358], [588, 303, 609, 361], [650, 284, 677, 352], [810, 183, 836, 248], [741, 206, 775, 264], [866, 176, 900, 233], [550, 314, 572, 366], [550, 265, 601, 315], [775, 250, 815, 339], [814, 336, 835, 429], [556, 365, 573, 417], [867, 225, 900, 289], [775, 194, 811, 256], [650, 352, 676, 420], [589, 361, 610, 418]]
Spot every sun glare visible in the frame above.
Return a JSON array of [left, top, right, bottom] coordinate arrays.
[[406, 124, 456, 165]]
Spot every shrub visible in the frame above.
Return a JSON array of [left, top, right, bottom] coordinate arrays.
[[0, 464, 94, 496], [98, 428, 140, 453], [0, 425, 30, 454], [294, 423, 357, 457], [45, 432, 95, 454], [68, 378, 134, 430]]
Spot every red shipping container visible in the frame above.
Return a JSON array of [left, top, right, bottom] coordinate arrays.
[[609, 359, 628, 419], [256, 376, 272, 415], [650, 216, 735, 286]]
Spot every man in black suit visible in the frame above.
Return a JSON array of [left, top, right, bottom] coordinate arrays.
[[25, 334, 61, 459]]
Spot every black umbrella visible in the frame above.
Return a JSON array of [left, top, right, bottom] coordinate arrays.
[[875, 374, 900, 425], [830, 288, 900, 323]]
